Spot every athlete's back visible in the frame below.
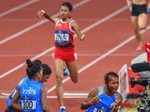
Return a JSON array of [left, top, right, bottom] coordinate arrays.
[[17, 77, 43, 112]]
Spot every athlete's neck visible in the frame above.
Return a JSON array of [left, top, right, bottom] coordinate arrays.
[[105, 86, 115, 96], [32, 76, 40, 81], [62, 18, 67, 21], [107, 91, 115, 96]]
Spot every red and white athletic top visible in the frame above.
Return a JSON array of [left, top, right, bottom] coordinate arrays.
[[54, 18, 75, 48]]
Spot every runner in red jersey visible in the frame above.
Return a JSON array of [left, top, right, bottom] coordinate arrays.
[[38, 2, 85, 112], [54, 18, 76, 61]]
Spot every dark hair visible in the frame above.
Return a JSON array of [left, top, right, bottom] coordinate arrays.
[[26, 59, 42, 79], [61, 2, 73, 11], [41, 64, 52, 76], [104, 72, 118, 83]]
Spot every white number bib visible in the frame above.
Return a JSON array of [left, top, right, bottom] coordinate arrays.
[[21, 100, 36, 110], [54, 30, 70, 47]]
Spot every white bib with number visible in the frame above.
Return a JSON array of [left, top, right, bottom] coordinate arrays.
[[54, 30, 70, 46], [20, 100, 36, 110], [55, 33, 69, 42]]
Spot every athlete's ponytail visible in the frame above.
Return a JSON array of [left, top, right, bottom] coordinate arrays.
[[26, 59, 33, 68], [26, 59, 42, 79]]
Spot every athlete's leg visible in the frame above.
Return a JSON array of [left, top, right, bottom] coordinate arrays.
[[136, 13, 147, 50], [131, 16, 143, 50], [55, 59, 66, 107], [66, 60, 78, 83], [138, 13, 147, 29], [131, 16, 140, 40]]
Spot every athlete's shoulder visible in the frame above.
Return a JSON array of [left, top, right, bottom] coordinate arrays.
[[68, 18, 76, 25], [115, 91, 122, 96], [114, 91, 122, 99], [54, 17, 61, 23], [97, 86, 106, 96], [69, 18, 75, 22], [17, 76, 29, 87]]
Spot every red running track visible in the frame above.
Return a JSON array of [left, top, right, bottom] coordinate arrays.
[[0, 0, 150, 111]]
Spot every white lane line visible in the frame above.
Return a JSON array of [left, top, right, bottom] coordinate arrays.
[[0, 92, 88, 99], [47, 92, 88, 99], [47, 25, 150, 93], [0, 0, 92, 45], [1, 92, 10, 96], [0, 20, 47, 44], [0, 5, 127, 79], [0, 0, 40, 18]]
